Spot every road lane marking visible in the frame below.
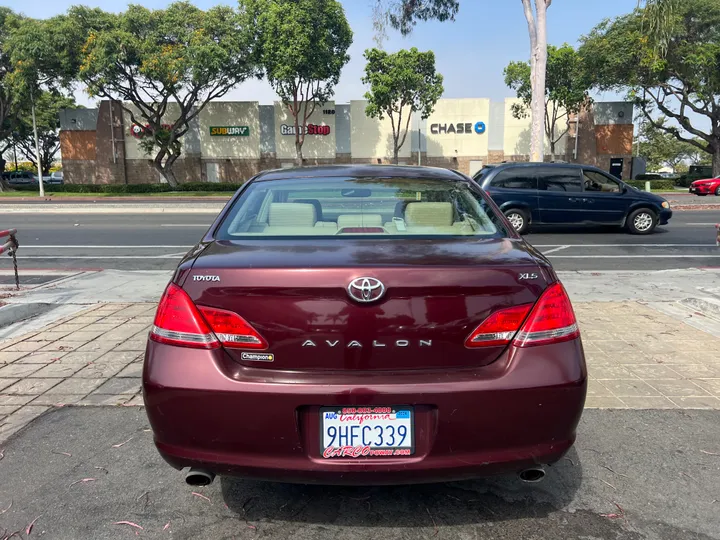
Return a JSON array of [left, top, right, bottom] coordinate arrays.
[[20, 245, 192, 249], [532, 243, 716, 247], [549, 255, 720, 258], [540, 246, 571, 254], [161, 224, 209, 227], [18, 256, 185, 259]]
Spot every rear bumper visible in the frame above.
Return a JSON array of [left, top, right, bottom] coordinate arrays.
[[143, 340, 587, 485]]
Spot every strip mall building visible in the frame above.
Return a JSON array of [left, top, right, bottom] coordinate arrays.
[[58, 98, 635, 184]]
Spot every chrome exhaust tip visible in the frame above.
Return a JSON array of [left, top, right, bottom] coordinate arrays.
[[185, 468, 216, 486], [518, 467, 546, 483]]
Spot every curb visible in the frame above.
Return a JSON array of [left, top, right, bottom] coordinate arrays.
[[680, 297, 720, 321], [0, 302, 54, 329]]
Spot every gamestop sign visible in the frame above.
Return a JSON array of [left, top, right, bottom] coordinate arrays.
[[280, 123, 331, 136]]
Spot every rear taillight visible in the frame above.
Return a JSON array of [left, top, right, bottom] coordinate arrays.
[[513, 282, 579, 347], [465, 282, 579, 349], [149, 284, 268, 350], [197, 306, 268, 349], [465, 305, 532, 347], [150, 283, 220, 349]]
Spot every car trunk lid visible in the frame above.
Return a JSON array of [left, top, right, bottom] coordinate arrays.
[[181, 238, 549, 371]]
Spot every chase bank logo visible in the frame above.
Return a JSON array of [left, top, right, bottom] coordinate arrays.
[[430, 122, 486, 135]]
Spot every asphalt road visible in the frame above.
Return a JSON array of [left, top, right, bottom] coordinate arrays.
[[1, 210, 719, 272], [0, 407, 718, 539]]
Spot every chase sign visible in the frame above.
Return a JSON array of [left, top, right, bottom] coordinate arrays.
[[430, 121, 486, 135]]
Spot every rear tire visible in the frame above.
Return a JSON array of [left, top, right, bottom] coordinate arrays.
[[504, 208, 530, 235], [627, 208, 658, 235]]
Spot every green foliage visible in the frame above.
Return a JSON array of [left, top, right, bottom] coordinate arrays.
[[12, 91, 76, 175], [626, 179, 676, 190], [504, 44, 591, 156], [580, 0, 720, 175], [362, 47, 443, 161], [371, 0, 459, 37], [637, 118, 696, 172], [77, 2, 259, 185], [245, 0, 352, 163], [11, 182, 243, 193]]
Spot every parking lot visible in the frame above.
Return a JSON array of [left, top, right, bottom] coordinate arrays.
[[0, 407, 718, 539]]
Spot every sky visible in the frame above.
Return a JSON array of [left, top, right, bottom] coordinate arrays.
[[4, 0, 641, 107]]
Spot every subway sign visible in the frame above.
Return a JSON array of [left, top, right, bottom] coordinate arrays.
[[430, 122, 486, 135], [209, 126, 250, 136], [280, 123, 331, 136]]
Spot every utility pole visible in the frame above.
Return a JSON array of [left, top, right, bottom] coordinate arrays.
[[31, 91, 44, 197]]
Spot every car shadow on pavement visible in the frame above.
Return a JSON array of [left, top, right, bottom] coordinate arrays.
[[220, 448, 582, 528]]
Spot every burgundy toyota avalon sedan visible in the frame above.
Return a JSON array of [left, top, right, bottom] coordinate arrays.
[[143, 165, 587, 486]]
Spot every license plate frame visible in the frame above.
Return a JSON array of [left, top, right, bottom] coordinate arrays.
[[319, 406, 415, 459]]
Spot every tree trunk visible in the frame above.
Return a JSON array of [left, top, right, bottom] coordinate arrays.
[[152, 154, 179, 188], [713, 143, 720, 178], [393, 145, 399, 165], [295, 139, 304, 167], [549, 140, 556, 162], [529, 0, 548, 163]]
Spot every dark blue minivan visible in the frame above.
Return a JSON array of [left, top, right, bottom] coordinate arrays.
[[473, 163, 672, 235]]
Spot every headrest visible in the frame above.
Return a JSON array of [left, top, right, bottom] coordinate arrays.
[[268, 203, 317, 227], [404, 202, 453, 227]]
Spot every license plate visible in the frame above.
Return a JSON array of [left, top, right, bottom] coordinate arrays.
[[320, 406, 414, 458]]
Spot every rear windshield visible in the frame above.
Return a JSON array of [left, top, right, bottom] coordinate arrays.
[[216, 176, 508, 239]]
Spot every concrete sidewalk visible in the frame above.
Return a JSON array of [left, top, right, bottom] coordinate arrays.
[[1, 296, 720, 444]]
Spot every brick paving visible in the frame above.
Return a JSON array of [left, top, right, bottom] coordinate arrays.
[[1, 300, 720, 443], [0, 303, 154, 442]]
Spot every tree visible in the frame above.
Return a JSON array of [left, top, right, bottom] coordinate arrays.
[[362, 47, 443, 164], [505, 44, 591, 161], [580, 0, 720, 176], [372, 0, 551, 162], [0, 7, 23, 191], [371, 0, 459, 40], [77, 2, 259, 186], [639, 0, 681, 54], [637, 118, 691, 171], [247, 0, 352, 166], [13, 91, 75, 175], [6, 7, 109, 193]]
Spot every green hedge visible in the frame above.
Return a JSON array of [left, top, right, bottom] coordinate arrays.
[[12, 182, 243, 193], [626, 179, 676, 191], [674, 174, 707, 188]]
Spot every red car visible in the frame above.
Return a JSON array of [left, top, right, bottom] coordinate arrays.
[[690, 175, 720, 196], [143, 165, 587, 486]]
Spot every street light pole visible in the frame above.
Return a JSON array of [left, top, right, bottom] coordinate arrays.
[[30, 92, 45, 197]]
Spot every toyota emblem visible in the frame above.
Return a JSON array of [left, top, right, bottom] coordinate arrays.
[[347, 277, 386, 303]]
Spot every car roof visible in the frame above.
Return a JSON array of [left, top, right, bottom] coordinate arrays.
[[253, 164, 467, 183]]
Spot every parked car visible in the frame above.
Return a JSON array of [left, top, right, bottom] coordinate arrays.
[[43, 171, 64, 185], [143, 165, 587, 486], [689, 175, 720, 196], [4, 171, 37, 186], [474, 162, 672, 235]]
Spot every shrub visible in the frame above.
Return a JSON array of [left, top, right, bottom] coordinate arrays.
[[674, 174, 708, 188], [10, 182, 242, 193], [626, 179, 676, 191]]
